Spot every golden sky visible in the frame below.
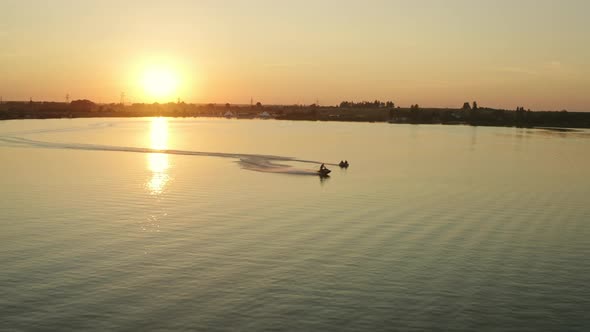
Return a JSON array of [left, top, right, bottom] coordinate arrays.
[[1, 0, 589, 110]]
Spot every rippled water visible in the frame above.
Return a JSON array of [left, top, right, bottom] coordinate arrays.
[[1, 118, 589, 331]]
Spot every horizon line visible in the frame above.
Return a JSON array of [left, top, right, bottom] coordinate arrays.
[[0, 99, 581, 113]]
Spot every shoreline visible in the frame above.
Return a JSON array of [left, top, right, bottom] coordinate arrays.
[[2, 114, 589, 131], [1, 102, 590, 129]]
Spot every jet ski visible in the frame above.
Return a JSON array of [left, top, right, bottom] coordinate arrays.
[[318, 168, 331, 176]]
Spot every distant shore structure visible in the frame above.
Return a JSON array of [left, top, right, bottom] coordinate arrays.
[[0, 99, 587, 128]]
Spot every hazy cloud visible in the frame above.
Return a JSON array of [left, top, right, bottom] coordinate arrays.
[[264, 63, 315, 69], [0, 52, 26, 59], [544, 60, 563, 70], [495, 61, 568, 76], [496, 67, 538, 76]]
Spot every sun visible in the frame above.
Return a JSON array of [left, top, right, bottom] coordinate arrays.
[[142, 67, 179, 101]]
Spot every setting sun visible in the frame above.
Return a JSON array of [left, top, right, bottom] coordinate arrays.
[[3, 2, 590, 331], [142, 67, 179, 101]]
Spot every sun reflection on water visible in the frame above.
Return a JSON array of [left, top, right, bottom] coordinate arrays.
[[146, 117, 170, 195]]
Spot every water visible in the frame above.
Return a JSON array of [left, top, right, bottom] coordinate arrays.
[[1, 118, 589, 331]]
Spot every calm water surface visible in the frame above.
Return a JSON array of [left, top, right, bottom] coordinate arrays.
[[1, 118, 589, 331]]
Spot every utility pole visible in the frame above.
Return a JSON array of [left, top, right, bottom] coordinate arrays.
[[66, 93, 70, 103], [120, 92, 125, 105]]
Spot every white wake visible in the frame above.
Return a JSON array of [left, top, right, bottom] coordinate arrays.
[[0, 136, 336, 176]]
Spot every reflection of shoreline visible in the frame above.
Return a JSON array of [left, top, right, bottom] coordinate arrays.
[[535, 127, 581, 132]]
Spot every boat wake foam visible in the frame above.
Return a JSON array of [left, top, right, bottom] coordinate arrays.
[[0, 136, 332, 176]]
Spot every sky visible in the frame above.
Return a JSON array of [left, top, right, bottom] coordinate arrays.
[[1, 0, 589, 111]]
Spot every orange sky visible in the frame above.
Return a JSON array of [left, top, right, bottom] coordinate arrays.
[[1, 0, 589, 111]]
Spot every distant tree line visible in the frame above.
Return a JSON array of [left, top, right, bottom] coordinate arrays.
[[2, 99, 590, 128], [340, 100, 395, 108], [462, 101, 479, 110]]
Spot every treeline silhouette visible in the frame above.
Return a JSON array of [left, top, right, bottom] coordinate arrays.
[[1, 99, 589, 129], [339, 100, 395, 108]]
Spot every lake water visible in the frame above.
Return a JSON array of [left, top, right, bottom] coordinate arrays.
[[1, 118, 589, 331]]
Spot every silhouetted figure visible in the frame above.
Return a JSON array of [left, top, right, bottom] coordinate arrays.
[[318, 163, 332, 177]]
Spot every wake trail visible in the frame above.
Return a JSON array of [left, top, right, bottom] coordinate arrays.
[[0, 136, 337, 176], [0, 121, 116, 136]]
